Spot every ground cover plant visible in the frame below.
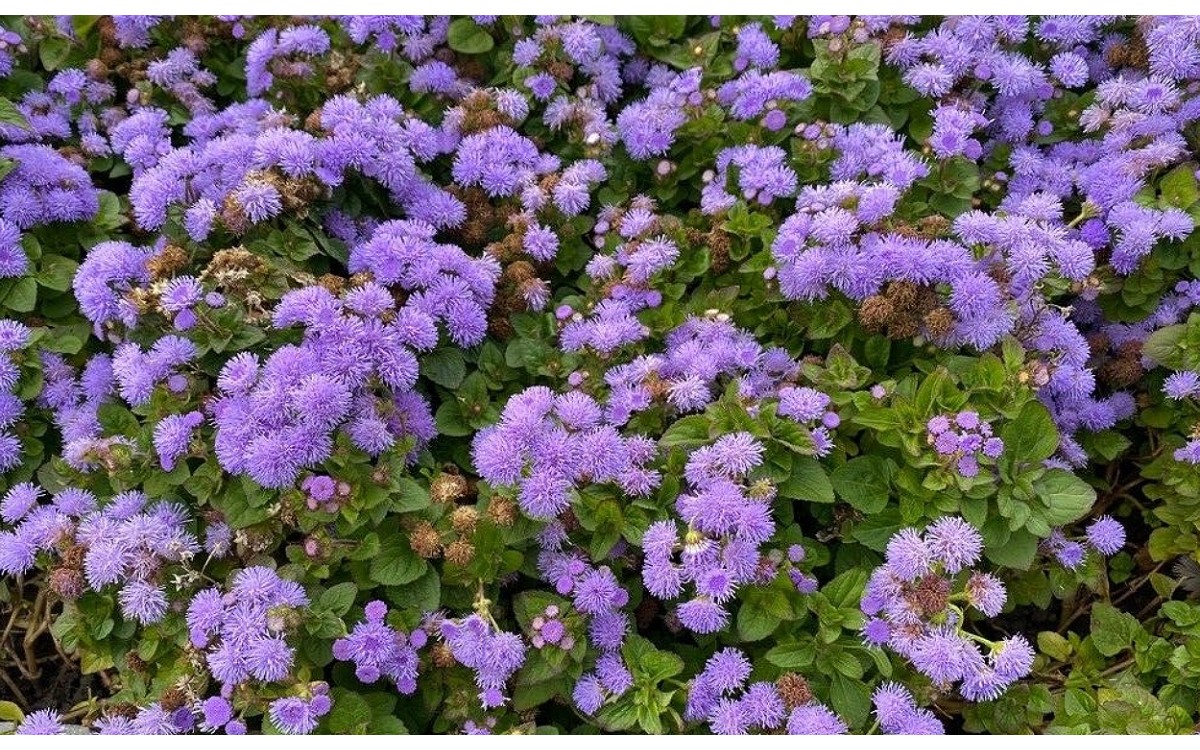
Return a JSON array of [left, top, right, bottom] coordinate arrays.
[[1, 14, 1200, 735]]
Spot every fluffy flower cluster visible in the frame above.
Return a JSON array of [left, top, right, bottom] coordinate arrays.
[[616, 67, 700, 159], [439, 614, 526, 709], [861, 517, 1034, 701], [347, 219, 500, 347], [0, 487, 198, 624], [603, 315, 796, 425], [333, 600, 425, 693], [186, 566, 310, 690], [776, 385, 839, 457], [1041, 515, 1126, 568], [0, 320, 29, 470], [266, 684, 334, 735], [531, 522, 634, 713], [871, 682, 945, 734], [246, 25, 331, 96], [36, 350, 122, 473], [926, 411, 1004, 477], [701, 145, 797, 213], [211, 282, 439, 488], [130, 93, 464, 238], [559, 195, 679, 351], [684, 648, 788, 735], [529, 603, 573, 650], [472, 386, 660, 520], [641, 433, 784, 634], [0, 144, 100, 276]]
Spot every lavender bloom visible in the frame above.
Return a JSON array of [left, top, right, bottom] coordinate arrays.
[[472, 387, 659, 520], [440, 614, 526, 709], [786, 703, 847, 735], [333, 601, 423, 694], [864, 518, 1030, 700], [925, 411, 1003, 478], [872, 682, 944, 734], [1086, 515, 1125, 555], [16, 708, 65, 735], [153, 411, 204, 471]]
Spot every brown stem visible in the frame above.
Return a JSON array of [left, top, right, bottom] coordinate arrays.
[[0, 667, 29, 708], [1099, 657, 1135, 678], [20, 588, 47, 680]]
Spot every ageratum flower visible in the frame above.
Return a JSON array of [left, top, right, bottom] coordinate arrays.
[[439, 614, 526, 709], [472, 386, 660, 520], [862, 517, 1033, 701]]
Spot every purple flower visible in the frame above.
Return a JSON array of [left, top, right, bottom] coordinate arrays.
[[16, 708, 64, 735], [872, 682, 943, 735], [1085, 516, 1125, 555], [786, 703, 847, 735], [118, 580, 169, 624], [268, 696, 319, 735], [924, 516, 982, 574], [885, 528, 932, 581]]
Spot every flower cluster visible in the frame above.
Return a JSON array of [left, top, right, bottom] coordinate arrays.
[[439, 614, 526, 709], [186, 566, 310, 689], [347, 219, 499, 346], [265, 683, 334, 735], [211, 282, 440, 488], [1041, 515, 1126, 568], [926, 411, 1004, 477], [0, 320, 28, 470], [0, 486, 199, 623], [529, 603, 573, 650], [642, 433, 783, 633], [684, 648, 787, 735], [776, 386, 838, 457], [333, 601, 425, 693], [472, 386, 660, 520], [0, 144, 99, 276], [861, 517, 1034, 701]]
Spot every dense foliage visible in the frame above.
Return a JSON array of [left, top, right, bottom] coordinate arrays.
[[1, 14, 1200, 735]]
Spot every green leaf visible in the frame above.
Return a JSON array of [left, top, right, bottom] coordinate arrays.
[[829, 671, 872, 726], [447, 18, 494, 54], [831, 456, 891, 513], [37, 254, 79, 292], [434, 401, 473, 437], [1090, 602, 1140, 657], [39, 36, 72, 71], [0, 700, 23, 723], [778, 456, 835, 504], [421, 348, 466, 389], [1142, 323, 1186, 369], [387, 567, 441, 613], [659, 414, 711, 449], [984, 527, 1039, 570], [595, 697, 640, 732], [0, 97, 29, 131], [1034, 469, 1096, 526], [765, 642, 815, 669], [626, 16, 688, 47], [327, 688, 372, 734], [622, 635, 683, 684], [1160, 163, 1199, 209], [391, 477, 430, 513], [369, 534, 426, 586], [1002, 401, 1058, 466], [1037, 631, 1072, 661], [737, 585, 794, 642], [821, 568, 868, 609], [2, 278, 37, 313], [318, 582, 358, 617]]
